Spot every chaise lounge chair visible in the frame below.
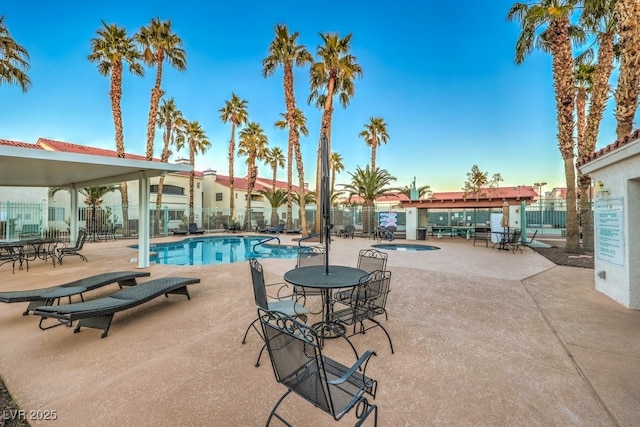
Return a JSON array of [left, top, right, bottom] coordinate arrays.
[[32, 276, 200, 338], [0, 271, 151, 315], [188, 223, 205, 235], [57, 230, 89, 264]]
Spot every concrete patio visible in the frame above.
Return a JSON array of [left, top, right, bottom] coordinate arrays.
[[0, 235, 638, 426]]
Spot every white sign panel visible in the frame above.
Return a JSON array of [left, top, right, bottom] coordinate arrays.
[[594, 198, 624, 267]]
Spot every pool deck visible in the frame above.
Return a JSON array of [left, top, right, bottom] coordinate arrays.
[[0, 234, 638, 426]]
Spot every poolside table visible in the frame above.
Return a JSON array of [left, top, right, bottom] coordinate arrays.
[[284, 265, 366, 346]]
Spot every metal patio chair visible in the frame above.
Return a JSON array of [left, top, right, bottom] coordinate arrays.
[[56, 229, 88, 264], [259, 308, 379, 426], [292, 245, 326, 314], [241, 258, 309, 367], [331, 270, 395, 354]]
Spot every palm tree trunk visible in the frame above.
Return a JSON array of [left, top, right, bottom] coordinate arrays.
[[145, 56, 165, 160], [155, 175, 166, 235], [614, 0, 640, 139], [283, 62, 296, 230], [120, 182, 129, 236], [293, 133, 308, 237], [229, 123, 236, 222]]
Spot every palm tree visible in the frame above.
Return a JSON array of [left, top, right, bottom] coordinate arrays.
[[359, 117, 389, 170], [50, 185, 120, 237], [330, 152, 344, 194], [88, 20, 144, 238], [462, 165, 502, 200], [578, 0, 617, 251], [263, 25, 313, 233], [393, 183, 432, 200], [309, 32, 363, 232], [238, 122, 268, 227], [613, 0, 640, 139], [154, 97, 184, 233], [219, 93, 249, 222], [136, 18, 187, 161], [263, 146, 285, 191], [275, 107, 310, 235], [341, 166, 396, 235], [0, 16, 31, 92], [175, 120, 210, 222], [508, 0, 584, 253], [258, 189, 288, 226]]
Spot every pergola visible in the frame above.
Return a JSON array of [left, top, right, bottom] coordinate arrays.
[[0, 144, 192, 268]]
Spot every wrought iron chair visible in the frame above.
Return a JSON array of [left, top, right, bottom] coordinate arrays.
[[507, 229, 523, 253], [292, 246, 326, 314], [259, 308, 378, 426], [331, 270, 394, 354], [242, 258, 309, 367], [56, 229, 88, 264], [333, 249, 388, 304]]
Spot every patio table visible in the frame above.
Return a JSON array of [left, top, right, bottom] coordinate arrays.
[[283, 265, 366, 345]]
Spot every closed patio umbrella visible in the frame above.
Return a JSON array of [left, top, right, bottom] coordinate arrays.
[[321, 134, 330, 274], [501, 201, 509, 230]]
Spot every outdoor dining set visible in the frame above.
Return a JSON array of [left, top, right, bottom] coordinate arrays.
[[0, 229, 89, 273], [242, 246, 393, 426]]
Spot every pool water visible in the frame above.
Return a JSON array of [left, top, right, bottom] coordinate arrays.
[[142, 235, 299, 265], [372, 243, 440, 251]]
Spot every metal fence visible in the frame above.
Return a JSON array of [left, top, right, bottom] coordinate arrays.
[[1, 198, 581, 241]]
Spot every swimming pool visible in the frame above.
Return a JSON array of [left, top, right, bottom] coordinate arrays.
[[372, 243, 440, 251], [141, 235, 299, 265]]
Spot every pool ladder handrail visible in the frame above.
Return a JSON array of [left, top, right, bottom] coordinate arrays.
[[297, 232, 321, 247], [253, 236, 281, 254]]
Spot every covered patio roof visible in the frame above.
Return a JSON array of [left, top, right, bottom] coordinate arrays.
[[0, 144, 193, 268]]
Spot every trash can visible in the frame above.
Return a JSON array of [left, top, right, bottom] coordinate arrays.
[[417, 227, 427, 240]]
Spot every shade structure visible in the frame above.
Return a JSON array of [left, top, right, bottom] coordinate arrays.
[[320, 134, 331, 274], [501, 201, 509, 229]]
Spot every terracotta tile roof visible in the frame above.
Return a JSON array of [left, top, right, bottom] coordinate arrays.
[[36, 138, 159, 162], [214, 174, 302, 192], [0, 138, 44, 149], [577, 128, 640, 166]]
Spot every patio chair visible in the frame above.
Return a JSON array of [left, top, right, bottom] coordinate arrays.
[[0, 270, 151, 315], [293, 246, 326, 314], [342, 224, 356, 239], [259, 308, 378, 426], [241, 258, 309, 367], [0, 244, 27, 274], [331, 270, 394, 354], [507, 229, 523, 254], [56, 229, 88, 264], [266, 223, 285, 234], [374, 226, 395, 241], [333, 249, 388, 304], [188, 223, 205, 235], [32, 276, 200, 338]]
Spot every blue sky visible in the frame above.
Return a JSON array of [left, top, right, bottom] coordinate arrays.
[[2, 1, 636, 193]]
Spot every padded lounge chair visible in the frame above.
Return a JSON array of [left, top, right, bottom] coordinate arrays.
[[0, 271, 151, 315], [266, 223, 285, 234], [33, 276, 200, 338], [188, 223, 205, 235], [57, 230, 88, 264]]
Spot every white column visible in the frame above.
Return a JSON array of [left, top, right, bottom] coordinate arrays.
[[138, 177, 150, 268], [406, 207, 418, 240], [70, 187, 78, 243]]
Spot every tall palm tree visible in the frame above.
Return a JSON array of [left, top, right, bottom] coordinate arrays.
[[613, 0, 640, 139], [262, 25, 313, 232], [359, 117, 389, 170], [330, 152, 344, 194], [578, 0, 617, 251], [238, 122, 268, 227], [175, 120, 210, 222], [154, 97, 184, 233], [309, 32, 363, 232], [258, 188, 288, 226], [88, 20, 144, 238], [219, 93, 249, 222], [340, 166, 396, 235], [263, 146, 285, 191], [275, 107, 310, 235], [508, 0, 584, 253], [0, 16, 31, 92], [136, 18, 187, 161]]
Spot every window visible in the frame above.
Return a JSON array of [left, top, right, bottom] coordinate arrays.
[[168, 210, 185, 221], [150, 185, 184, 195], [48, 207, 65, 221], [215, 192, 223, 201]]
